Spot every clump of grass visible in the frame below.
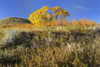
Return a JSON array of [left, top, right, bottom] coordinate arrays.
[[0, 30, 19, 45]]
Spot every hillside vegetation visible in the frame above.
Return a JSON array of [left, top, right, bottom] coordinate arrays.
[[0, 25, 100, 67]]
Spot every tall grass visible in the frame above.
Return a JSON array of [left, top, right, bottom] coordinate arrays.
[[0, 24, 99, 67]]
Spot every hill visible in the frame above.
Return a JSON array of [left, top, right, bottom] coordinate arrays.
[[0, 17, 32, 25], [0, 25, 99, 67]]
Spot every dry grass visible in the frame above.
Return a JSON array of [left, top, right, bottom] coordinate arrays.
[[0, 20, 99, 67]]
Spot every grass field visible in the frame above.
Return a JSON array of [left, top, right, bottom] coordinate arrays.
[[0, 24, 100, 67]]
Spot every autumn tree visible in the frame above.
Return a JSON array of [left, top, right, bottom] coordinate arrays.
[[51, 6, 70, 21], [61, 9, 70, 20], [28, 6, 52, 26], [51, 7, 63, 20], [28, 6, 70, 26]]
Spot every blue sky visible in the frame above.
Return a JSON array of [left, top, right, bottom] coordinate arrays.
[[0, 0, 100, 23]]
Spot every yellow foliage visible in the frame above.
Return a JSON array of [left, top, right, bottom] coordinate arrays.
[[72, 19, 80, 26], [51, 6, 70, 20], [29, 6, 70, 27], [28, 6, 52, 26], [28, 6, 97, 27], [79, 19, 97, 26], [72, 19, 97, 26]]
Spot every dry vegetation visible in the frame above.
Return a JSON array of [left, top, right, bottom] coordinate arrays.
[[0, 23, 100, 67], [0, 19, 97, 29]]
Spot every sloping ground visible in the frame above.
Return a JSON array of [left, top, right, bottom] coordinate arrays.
[[0, 25, 100, 47], [0, 26, 100, 66], [0, 17, 32, 25], [0, 26, 100, 49]]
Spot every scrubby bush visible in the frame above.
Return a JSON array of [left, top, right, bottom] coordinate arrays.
[[72, 19, 97, 26]]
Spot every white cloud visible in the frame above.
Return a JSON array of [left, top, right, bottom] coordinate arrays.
[[73, 5, 89, 10]]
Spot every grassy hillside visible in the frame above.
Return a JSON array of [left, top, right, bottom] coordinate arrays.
[[0, 25, 100, 67], [0, 17, 31, 25]]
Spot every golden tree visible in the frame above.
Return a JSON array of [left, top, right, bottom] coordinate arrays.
[[28, 6, 52, 26], [29, 6, 70, 26], [61, 9, 70, 20], [51, 6, 70, 21], [51, 7, 63, 20]]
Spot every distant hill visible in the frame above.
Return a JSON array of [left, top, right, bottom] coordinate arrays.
[[0, 17, 32, 25]]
